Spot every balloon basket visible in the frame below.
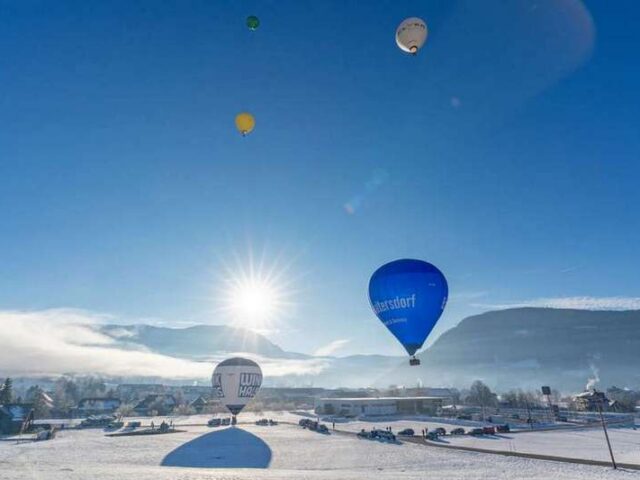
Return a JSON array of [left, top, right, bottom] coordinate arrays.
[[231, 415, 237, 426], [409, 357, 421, 366]]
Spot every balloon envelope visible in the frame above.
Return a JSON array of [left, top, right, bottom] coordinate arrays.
[[395, 17, 428, 54], [368, 259, 448, 356], [246, 15, 260, 30], [235, 112, 255, 136], [212, 357, 262, 416]]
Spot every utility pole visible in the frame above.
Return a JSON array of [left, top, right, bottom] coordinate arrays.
[[595, 390, 617, 470], [525, 399, 533, 430], [541, 386, 554, 423]]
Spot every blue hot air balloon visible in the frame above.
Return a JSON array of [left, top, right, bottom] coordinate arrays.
[[368, 259, 448, 366]]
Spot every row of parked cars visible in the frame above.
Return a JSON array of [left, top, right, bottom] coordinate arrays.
[[255, 418, 279, 426], [357, 428, 397, 442], [424, 425, 510, 438], [207, 418, 231, 427], [298, 418, 329, 434], [357, 424, 511, 441], [80, 415, 118, 428]]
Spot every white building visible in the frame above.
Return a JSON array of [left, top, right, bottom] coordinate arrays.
[[315, 396, 445, 417]]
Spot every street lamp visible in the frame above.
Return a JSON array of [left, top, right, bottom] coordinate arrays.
[[594, 389, 617, 470]]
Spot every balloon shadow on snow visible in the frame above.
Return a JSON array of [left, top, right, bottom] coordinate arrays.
[[161, 427, 271, 469]]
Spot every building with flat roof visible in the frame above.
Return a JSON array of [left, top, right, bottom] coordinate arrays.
[[315, 396, 446, 417]]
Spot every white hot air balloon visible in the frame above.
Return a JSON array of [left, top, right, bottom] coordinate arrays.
[[395, 17, 428, 54], [212, 357, 263, 424]]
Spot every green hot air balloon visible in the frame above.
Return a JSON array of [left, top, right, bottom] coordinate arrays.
[[246, 15, 260, 31]]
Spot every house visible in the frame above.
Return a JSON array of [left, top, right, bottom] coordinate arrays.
[[574, 390, 610, 411], [40, 391, 54, 410], [0, 404, 34, 435], [116, 384, 165, 402], [76, 398, 121, 416], [134, 394, 177, 416], [189, 396, 209, 414]]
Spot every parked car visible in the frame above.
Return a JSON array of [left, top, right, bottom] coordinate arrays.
[[299, 418, 313, 428], [81, 415, 116, 428], [221, 418, 231, 426], [317, 424, 329, 434], [208, 418, 222, 427], [482, 426, 496, 435], [398, 428, 415, 436], [434, 427, 447, 436], [496, 424, 510, 433], [255, 419, 269, 426], [469, 428, 484, 435], [450, 427, 466, 435], [426, 431, 439, 441], [375, 430, 396, 442], [104, 421, 124, 431]]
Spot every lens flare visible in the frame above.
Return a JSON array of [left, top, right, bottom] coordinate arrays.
[[213, 248, 297, 332], [228, 276, 280, 324]]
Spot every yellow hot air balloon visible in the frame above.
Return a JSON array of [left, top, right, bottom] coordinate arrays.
[[235, 112, 255, 136]]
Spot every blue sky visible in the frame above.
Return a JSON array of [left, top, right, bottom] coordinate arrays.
[[1, 0, 639, 357]]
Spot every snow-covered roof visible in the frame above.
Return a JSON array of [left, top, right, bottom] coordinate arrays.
[[574, 390, 606, 399]]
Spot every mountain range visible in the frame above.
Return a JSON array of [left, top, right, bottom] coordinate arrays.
[[97, 308, 640, 391], [399, 308, 640, 392]]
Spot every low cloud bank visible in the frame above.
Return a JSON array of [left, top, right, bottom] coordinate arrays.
[[314, 339, 350, 357], [0, 308, 329, 379], [474, 296, 640, 311]]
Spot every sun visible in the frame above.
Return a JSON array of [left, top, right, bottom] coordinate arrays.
[[228, 276, 279, 323], [214, 252, 294, 330]]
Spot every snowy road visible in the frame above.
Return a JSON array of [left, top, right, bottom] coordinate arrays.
[[1, 413, 639, 480]]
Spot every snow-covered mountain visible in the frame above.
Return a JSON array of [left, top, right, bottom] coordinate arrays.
[[391, 308, 640, 392], [73, 308, 640, 390], [99, 324, 300, 359], [97, 323, 404, 387]]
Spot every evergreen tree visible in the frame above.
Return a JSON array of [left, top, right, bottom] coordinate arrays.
[[25, 385, 51, 418], [53, 377, 79, 413], [0, 378, 14, 404]]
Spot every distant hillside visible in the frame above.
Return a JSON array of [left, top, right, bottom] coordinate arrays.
[[75, 308, 640, 391], [391, 308, 640, 391], [97, 323, 404, 387], [99, 324, 299, 359]]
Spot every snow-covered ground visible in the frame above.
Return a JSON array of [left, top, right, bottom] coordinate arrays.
[[442, 424, 640, 464], [0, 412, 638, 480], [326, 413, 640, 465]]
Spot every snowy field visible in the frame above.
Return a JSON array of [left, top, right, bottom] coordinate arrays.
[[1, 412, 639, 480], [329, 413, 640, 465], [442, 424, 640, 464]]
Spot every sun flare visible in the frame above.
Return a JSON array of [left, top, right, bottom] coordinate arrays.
[[229, 277, 279, 323], [216, 253, 294, 330]]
